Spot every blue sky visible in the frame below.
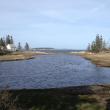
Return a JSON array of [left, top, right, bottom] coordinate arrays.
[[0, 0, 110, 49]]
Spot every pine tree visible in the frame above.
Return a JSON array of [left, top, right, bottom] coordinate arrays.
[[88, 34, 107, 53], [5, 35, 14, 44], [10, 36, 14, 44], [25, 42, 29, 51], [100, 35, 103, 51], [91, 41, 96, 52], [0, 38, 5, 47], [6, 35, 11, 44], [17, 42, 22, 51], [95, 34, 100, 52]]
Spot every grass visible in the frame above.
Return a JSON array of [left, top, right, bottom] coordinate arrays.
[[83, 53, 110, 67], [72, 52, 110, 67], [0, 51, 48, 61], [1, 85, 110, 110]]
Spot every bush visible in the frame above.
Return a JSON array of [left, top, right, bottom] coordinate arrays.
[[0, 90, 20, 110], [0, 50, 12, 56]]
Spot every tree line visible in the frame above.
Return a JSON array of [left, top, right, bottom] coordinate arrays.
[[0, 35, 30, 52], [17, 42, 29, 51], [0, 35, 14, 51], [87, 34, 109, 53]]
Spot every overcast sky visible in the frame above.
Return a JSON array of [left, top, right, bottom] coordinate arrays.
[[0, 0, 110, 49]]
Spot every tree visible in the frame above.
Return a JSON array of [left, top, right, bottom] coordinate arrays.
[[0, 38, 5, 47], [87, 34, 107, 53], [91, 41, 96, 52], [17, 42, 22, 51], [95, 34, 101, 52], [10, 36, 14, 44], [6, 35, 14, 44], [6, 35, 11, 44], [25, 42, 29, 51], [87, 43, 91, 52], [100, 35, 103, 51]]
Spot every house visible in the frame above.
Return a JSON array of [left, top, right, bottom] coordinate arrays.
[[6, 44, 16, 51]]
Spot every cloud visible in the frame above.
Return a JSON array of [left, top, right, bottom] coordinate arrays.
[[0, 0, 110, 48]]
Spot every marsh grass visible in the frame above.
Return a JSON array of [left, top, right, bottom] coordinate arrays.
[[75, 52, 110, 67], [0, 86, 110, 110], [0, 51, 48, 61], [0, 90, 19, 110]]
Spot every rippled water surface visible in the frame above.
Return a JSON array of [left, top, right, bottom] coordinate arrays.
[[0, 54, 110, 89]]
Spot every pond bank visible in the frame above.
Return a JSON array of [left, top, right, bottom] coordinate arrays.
[[0, 51, 48, 61]]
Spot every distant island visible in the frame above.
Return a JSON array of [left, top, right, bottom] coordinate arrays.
[[33, 48, 55, 50]]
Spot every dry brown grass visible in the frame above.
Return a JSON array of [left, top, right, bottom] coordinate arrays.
[[78, 52, 110, 67], [0, 51, 48, 61]]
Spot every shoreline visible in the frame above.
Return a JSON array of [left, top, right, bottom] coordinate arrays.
[[70, 52, 110, 67], [0, 51, 48, 62], [1, 85, 110, 95]]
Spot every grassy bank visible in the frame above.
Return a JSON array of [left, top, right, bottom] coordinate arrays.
[[1, 85, 110, 110], [82, 52, 110, 67], [71, 52, 110, 67], [0, 51, 48, 61]]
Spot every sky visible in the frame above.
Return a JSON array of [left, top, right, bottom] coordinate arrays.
[[0, 0, 110, 49]]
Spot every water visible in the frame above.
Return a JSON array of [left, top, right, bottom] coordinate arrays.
[[0, 54, 110, 89]]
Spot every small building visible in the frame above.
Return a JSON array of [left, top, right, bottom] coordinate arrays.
[[6, 44, 16, 51]]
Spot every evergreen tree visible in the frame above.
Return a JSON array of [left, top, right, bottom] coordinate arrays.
[[100, 35, 103, 51], [95, 34, 101, 52], [25, 42, 29, 51], [88, 34, 107, 53], [0, 38, 5, 47], [6, 35, 14, 44], [91, 41, 96, 52], [17, 42, 22, 51], [10, 36, 14, 44], [6, 35, 11, 44]]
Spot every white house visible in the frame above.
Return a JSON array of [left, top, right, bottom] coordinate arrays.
[[6, 44, 16, 51]]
